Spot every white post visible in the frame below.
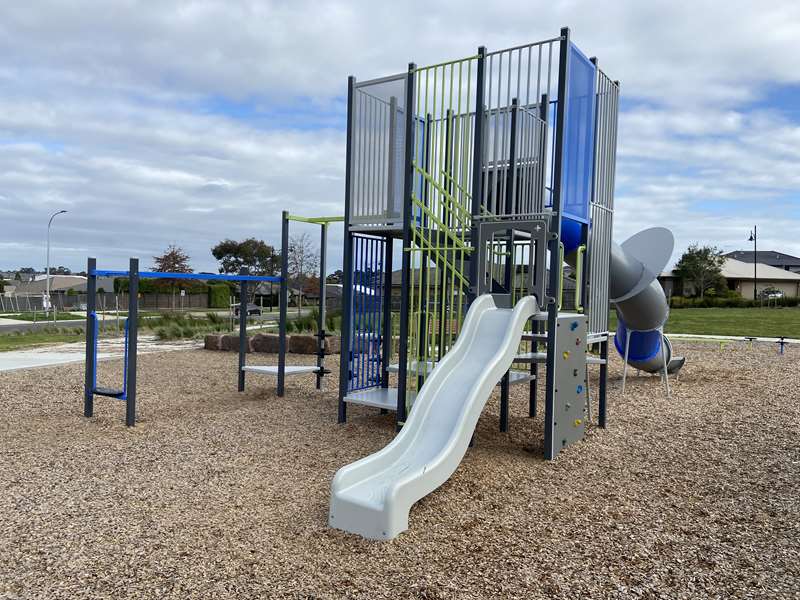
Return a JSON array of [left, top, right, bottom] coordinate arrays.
[[660, 328, 670, 399], [621, 328, 632, 396], [46, 209, 68, 315]]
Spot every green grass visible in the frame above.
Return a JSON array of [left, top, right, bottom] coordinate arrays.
[[0, 329, 86, 351], [610, 307, 800, 338], [1, 312, 85, 321]]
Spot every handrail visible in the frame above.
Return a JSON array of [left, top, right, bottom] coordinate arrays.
[[575, 244, 586, 313], [558, 242, 565, 310]]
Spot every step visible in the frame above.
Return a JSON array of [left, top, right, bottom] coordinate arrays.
[[93, 387, 125, 399], [344, 387, 417, 411], [513, 351, 548, 363], [507, 370, 536, 386], [242, 365, 319, 376]]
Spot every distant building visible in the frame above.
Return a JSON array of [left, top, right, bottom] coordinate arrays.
[[660, 258, 800, 298], [724, 250, 800, 273]]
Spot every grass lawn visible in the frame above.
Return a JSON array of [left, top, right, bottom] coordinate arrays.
[[610, 307, 800, 339], [1, 312, 84, 322], [0, 329, 86, 352]]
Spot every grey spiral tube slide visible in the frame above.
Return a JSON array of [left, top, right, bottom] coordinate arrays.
[[608, 227, 685, 374]]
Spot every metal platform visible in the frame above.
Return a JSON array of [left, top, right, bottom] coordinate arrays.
[[513, 351, 548, 363], [386, 360, 436, 374], [507, 370, 536, 385], [241, 365, 319, 376], [344, 387, 413, 411]]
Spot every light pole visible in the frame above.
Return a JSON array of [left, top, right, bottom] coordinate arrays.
[[46, 210, 68, 313], [748, 225, 757, 302]]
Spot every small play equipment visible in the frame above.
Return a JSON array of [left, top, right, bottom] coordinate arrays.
[[83, 258, 279, 426], [240, 211, 343, 395], [83, 211, 343, 425]]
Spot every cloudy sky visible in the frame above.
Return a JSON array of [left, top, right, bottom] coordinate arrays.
[[1, 0, 799, 273]]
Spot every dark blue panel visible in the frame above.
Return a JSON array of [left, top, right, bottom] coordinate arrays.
[[561, 43, 596, 224], [348, 234, 386, 392]]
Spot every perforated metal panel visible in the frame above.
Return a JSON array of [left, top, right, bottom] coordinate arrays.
[[552, 313, 588, 455]]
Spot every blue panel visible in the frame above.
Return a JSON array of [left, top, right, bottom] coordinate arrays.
[[92, 270, 280, 282], [560, 217, 583, 255], [348, 234, 386, 392], [560, 43, 596, 224]]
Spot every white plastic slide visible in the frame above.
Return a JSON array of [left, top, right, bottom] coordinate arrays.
[[329, 294, 538, 540]]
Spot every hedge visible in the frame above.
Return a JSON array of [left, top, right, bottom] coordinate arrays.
[[670, 295, 800, 309], [208, 284, 232, 308]]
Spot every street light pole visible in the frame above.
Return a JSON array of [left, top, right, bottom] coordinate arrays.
[[46, 210, 68, 313], [748, 225, 757, 302]]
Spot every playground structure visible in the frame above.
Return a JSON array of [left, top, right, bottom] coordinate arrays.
[[83, 211, 341, 425], [330, 28, 685, 539]]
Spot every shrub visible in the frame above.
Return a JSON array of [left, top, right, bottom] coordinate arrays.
[[208, 284, 231, 309]]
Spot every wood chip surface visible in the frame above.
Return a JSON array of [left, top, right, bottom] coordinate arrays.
[[0, 342, 798, 599]]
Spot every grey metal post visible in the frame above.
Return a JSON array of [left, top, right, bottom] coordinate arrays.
[[83, 257, 97, 417], [238, 266, 248, 392], [126, 257, 139, 427], [544, 27, 571, 460], [499, 98, 519, 433], [316, 223, 327, 389], [338, 76, 356, 422], [396, 62, 417, 428], [530, 94, 549, 419], [278, 211, 290, 397], [598, 338, 608, 427], [468, 47, 487, 302]]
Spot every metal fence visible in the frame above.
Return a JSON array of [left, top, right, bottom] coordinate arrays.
[[482, 38, 561, 217], [349, 74, 407, 230], [586, 69, 619, 336]]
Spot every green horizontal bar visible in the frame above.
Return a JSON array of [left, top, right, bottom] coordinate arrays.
[[415, 54, 480, 72], [287, 215, 344, 224], [404, 247, 474, 253]]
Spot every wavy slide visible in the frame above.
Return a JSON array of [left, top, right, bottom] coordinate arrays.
[[329, 294, 539, 540]]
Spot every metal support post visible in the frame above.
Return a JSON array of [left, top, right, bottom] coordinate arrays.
[[126, 258, 139, 427]]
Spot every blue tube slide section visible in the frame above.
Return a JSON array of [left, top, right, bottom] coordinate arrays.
[[607, 232, 685, 374]]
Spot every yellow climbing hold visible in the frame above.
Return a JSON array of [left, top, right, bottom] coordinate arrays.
[[562, 351, 570, 360], [574, 419, 582, 427]]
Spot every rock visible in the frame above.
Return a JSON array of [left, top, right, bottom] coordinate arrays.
[[251, 333, 281, 353], [325, 335, 341, 355], [204, 334, 222, 351], [221, 334, 249, 352], [289, 334, 319, 355]]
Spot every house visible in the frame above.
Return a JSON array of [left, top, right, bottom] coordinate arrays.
[[660, 258, 800, 298], [724, 250, 800, 273], [12, 275, 88, 296]]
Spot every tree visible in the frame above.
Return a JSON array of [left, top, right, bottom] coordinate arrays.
[[674, 244, 726, 299], [288, 233, 319, 310], [211, 238, 280, 275], [152, 245, 193, 310], [153, 245, 193, 273], [48, 266, 71, 275], [326, 270, 344, 284]]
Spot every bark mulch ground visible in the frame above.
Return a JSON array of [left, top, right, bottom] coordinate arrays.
[[0, 342, 798, 599]]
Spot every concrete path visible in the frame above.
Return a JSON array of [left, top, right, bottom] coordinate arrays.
[[0, 336, 200, 373]]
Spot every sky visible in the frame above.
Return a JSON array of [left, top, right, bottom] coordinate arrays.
[[1, 0, 799, 274]]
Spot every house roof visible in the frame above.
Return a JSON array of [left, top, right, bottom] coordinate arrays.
[[724, 250, 800, 267], [13, 275, 88, 294], [662, 258, 800, 282]]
